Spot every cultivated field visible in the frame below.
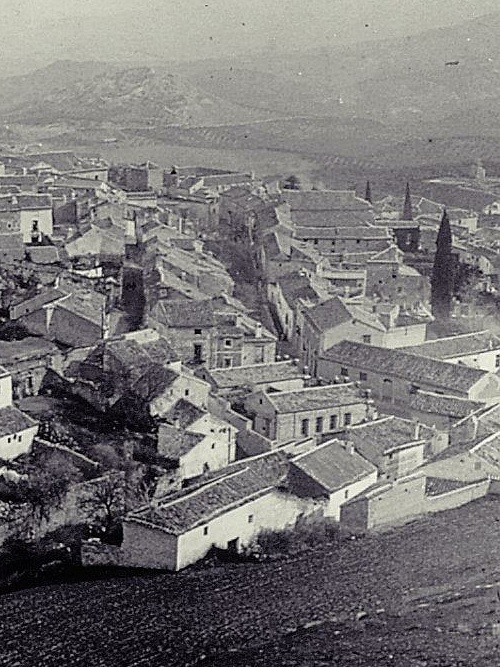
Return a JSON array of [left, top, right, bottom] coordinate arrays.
[[2, 498, 500, 665]]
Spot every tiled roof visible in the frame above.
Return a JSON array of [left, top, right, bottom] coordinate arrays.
[[342, 415, 432, 467], [0, 194, 52, 211], [277, 273, 321, 307], [56, 290, 107, 326], [207, 361, 304, 389], [153, 299, 215, 328], [27, 245, 60, 265], [425, 477, 476, 496], [303, 296, 351, 332], [0, 406, 38, 438], [408, 390, 483, 419], [262, 227, 292, 259], [290, 211, 375, 227], [368, 245, 404, 263], [405, 331, 500, 360], [322, 341, 489, 394], [294, 226, 389, 240], [0, 337, 58, 366], [127, 452, 288, 534], [473, 433, 500, 469], [345, 303, 387, 332], [291, 439, 376, 493], [159, 426, 206, 458], [163, 399, 206, 430], [12, 288, 69, 313], [140, 338, 179, 364], [282, 190, 373, 212], [266, 383, 365, 413]]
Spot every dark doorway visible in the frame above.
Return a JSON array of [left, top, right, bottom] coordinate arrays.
[[194, 343, 203, 364], [227, 537, 239, 553]]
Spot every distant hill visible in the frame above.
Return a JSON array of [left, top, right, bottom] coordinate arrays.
[[0, 62, 274, 128]]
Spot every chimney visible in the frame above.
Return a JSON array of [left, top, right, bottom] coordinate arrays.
[[255, 322, 262, 339], [413, 420, 421, 440], [174, 417, 180, 430]]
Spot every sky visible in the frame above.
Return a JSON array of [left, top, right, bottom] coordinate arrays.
[[3, 0, 500, 68]]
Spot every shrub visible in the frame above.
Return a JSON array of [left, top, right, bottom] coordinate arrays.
[[256, 517, 340, 557]]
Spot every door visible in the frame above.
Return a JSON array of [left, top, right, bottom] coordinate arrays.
[[193, 343, 203, 364], [382, 378, 394, 402], [227, 538, 239, 553]]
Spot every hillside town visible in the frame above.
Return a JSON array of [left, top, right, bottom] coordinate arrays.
[[1, 148, 500, 574]]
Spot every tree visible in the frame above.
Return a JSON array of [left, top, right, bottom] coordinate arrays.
[[402, 182, 413, 221], [364, 180, 372, 204], [80, 473, 125, 536], [431, 209, 454, 320]]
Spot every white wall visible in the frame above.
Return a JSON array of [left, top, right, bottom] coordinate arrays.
[[177, 490, 316, 570], [20, 208, 53, 243], [0, 424, 38, 461], [0, 374, 13, 408], [326, 469, 378, 520]]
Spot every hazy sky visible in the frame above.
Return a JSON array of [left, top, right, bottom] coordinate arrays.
[[3, 0, 500, 65]]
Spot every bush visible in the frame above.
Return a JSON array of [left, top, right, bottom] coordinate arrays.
[[256, 517, 340, 557]]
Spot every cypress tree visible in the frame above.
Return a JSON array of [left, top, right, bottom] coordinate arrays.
[[364, 180, 372, 204], [402, 182, 413, 220], [431, 209, 453, 320]]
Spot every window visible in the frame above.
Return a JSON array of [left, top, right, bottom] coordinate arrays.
[[184, 389, 190, 397], [32, 220, 39, 232], [359, 372, 367, 381], [314, 239, 318, 245], [344, 413, 352, 426], [248, 514, 254, 524], [316, 416, 323, 433], [329, 414, 338, 431], [224, 339, 232, 347], [344, 489, 349, 499], [301, 419, 309, 436], [194, 328, 202, 335], [362, 335, 371, 344], [224, 357, 232, 368], [203, 526, 209, 536], [211, 443, 215, 449], [496, 354, 500, 368], [340, 367, 348, 377]]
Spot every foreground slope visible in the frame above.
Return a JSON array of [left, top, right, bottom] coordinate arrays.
[[2, 498, 500, 666]]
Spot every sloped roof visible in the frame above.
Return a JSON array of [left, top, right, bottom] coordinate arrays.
[[368, 244, 404, 263], [294, 226, 389, 240], [303, 296, 351, 332], [342, 415, 432, 468], [405, 331, 500, 360], [163, 399, 206, 430], [277, 273, 321, 308], [265, 383, 365, 413], [0, 406, 38, 438], [127, 451, 289, 534], [153, 299, 215, 328], [207, 361, 304, 390], [27, 245, 60, 265], [0, 337, 58, 366], [158, 426, 206, 458], [425, 477, 476, 496], [290, 210, 374, 227], [282, 190, 372, 212], [408, 390, 483, 419], [321, 341, 490, 394], [291, 439, 376, 493]]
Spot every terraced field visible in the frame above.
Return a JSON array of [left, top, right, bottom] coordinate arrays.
[[2, 498, 500, 665]]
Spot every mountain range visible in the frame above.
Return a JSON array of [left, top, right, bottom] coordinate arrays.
[[2, 12, 500, 167]]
